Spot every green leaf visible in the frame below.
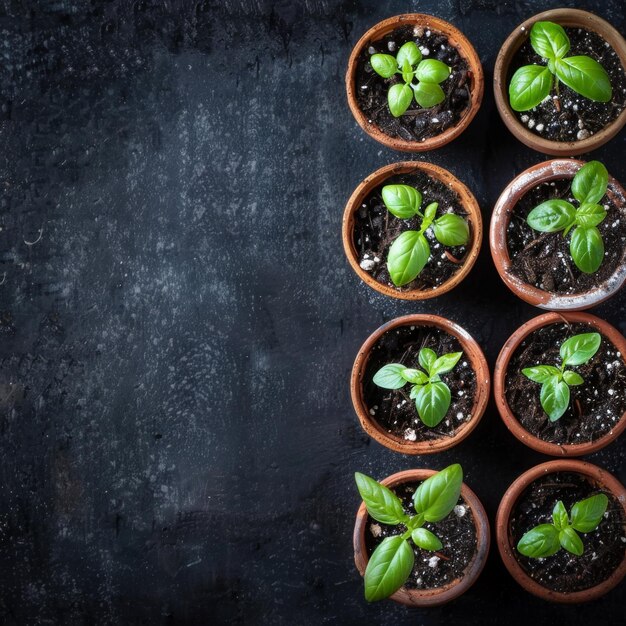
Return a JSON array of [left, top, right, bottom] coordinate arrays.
[[572, 161, 609, 205], [401, 58, 414, 84], [517, 524, 561, 558], [559, 527, 584, 556], [570, 226, 604, 274], [552, 500, 569, 530], [401, 368, 428, 385], [411, 528, 443, 551], [419, 348, 437, 374], [430, 352, 463, 376], [413, 81, 445, 108], [414, 59, 450, 84], [373, 363, 407, 389], [575, 204, 607, 228], [381, 185, 422, 219], [355, 473, 408, 525], [388, 83, 413, 117], [527, 199, 576, 232], [413, 464, 463, 522], [560, 332, 601, 366], [415, 381, 451, 427], [540, 377, 570, 422], [432, 213, 470, 246], [570, 493, 609, 533], [409, 385, 420, 400], [370, 53, 397, 78], [509, 64, 552, 111], [522, 365, 561, 384], [423, 202, 438, 222], [396, 41, 421, 68], [530, 21, 570, 60], [563, 370, 584, 386], [555, 56, 612, 102], [364, 536, 414, 602], [387, 231, 430, 286]]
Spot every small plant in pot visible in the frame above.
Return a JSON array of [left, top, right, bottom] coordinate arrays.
[[494, 312, 626, 456], [354, 466, 490, 606], [496, 460, 626, 602]]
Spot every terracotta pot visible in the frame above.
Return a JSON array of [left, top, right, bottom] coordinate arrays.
[[494, 311, 626, 456], [496, 460, 626, 603], [354, 468, 490, 607], [343, 161, 482, 300], [351, 314, 490, 454], [494, 8, 626, 156], [346, 14, 484, 152], [490, 159, 626, 310]]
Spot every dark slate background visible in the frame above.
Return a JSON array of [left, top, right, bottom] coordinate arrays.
[[0, 0, 624, 624]]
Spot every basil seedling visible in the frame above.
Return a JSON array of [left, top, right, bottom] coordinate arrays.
[[509, 21, 612, 112], [522, 332, 601, 422], [517, 493, 608, 558], [370, 41, 451, 117], [380, 184, 469, 286], [526, 161, 609, 274], [355, 464, 463, 601], [373, 347, 463, 427]]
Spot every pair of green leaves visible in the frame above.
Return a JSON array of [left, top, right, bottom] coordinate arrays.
[[522, 332, 601, 422], [517, 493, 608, 558], [373, 347, 463, 427], [355, 464, 463, 601], [381, 184, 469, 286], [371, 41, 451, 116], [527, 161, 608, 274], [510, 21, 612, 111]]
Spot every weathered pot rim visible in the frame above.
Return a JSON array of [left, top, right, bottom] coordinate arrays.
[[493, 311, 626, 457], [489, 158, 626, 310], [351, 314, 490, 454], [354, 468, 490, 607], [343, 161, 483, 301], [493, 8, 626, 156], [346, 13, 484, 152], [496, 459, 626, 603]]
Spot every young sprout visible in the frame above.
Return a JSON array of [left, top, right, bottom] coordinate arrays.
[[374, 347, 463, 427], [370, 41, 451, 117], [522, 332, 601, 422], [517, 493, 608, 558], [509, 21, 612, 112], [355, 464, 463, 601], [380, 184, 469, 286], [525, 161, 609, 274]]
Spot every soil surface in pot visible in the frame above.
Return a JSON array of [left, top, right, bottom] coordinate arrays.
[[504, 322, 626, 445], [353, 171, 471, 293], [355, 25, 471, 142], [510, 471, 626, 592], [363, 325, 476, 442], [508, 27, 626, 142], [506, 178, 626, 294], [365, 481, 477, 590]]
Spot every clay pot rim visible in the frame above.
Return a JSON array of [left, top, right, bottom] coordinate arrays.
[[351, 314, 490, 454], [496, 459, 626, 603], [489, 158, 626, 310], [346, 13, 484, 152], [343, 161, 483, 301], [354, 468, 490, 607], [493, 311, 626, 457], [493, 8, 626, 156]]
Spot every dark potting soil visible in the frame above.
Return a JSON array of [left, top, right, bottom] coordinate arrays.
[[365, 481, 477, 590], [505, 322, 626, 445], [353, 171, 471, 293], [506, 178, 626, 294], [355, 25, 471, 142], [363, 325, 477, 442], [509, 27, 626, 142], [510, 472, 626, 592]]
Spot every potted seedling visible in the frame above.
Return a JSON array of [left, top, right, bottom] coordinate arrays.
[[346, 14, 484, 151], [343, 161, 482, 300], [351, 314, 490, 454], [494, 312, 626, 456], [490, 159, 626, 310], [354, 465, 490, 606], [494, 9, 626, 155], [497, 460, 626, 602]]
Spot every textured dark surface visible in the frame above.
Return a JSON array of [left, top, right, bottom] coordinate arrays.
[[0, 1, 624, 624]]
